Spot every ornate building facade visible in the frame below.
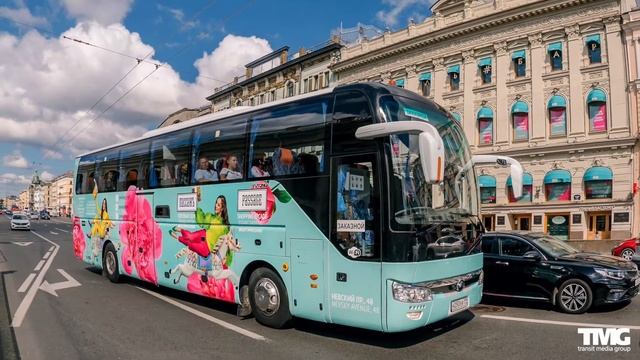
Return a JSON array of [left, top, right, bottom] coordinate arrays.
[[332, 0, 639, 240]]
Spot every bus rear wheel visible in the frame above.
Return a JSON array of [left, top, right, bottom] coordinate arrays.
[[248, 267, 292, 328], [103, 242, 120, 283]]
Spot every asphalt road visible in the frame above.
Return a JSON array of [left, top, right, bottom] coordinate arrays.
[[0, 215, 639, 360]]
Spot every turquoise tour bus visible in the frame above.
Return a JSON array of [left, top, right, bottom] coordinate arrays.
[[72, 82, 523, 332]]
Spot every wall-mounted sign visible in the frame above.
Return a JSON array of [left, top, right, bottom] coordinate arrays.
[[533, 215, 542, 225], [572, 214, 582, 224], [613, 212, 630, 223]]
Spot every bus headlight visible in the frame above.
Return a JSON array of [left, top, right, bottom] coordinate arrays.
[[391, 281, 433, 303]]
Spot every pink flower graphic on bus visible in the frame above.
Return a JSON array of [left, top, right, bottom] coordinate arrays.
[[119, 186, 163, 284], [187, 273, 235, 302], [72, 217, 86, 260]]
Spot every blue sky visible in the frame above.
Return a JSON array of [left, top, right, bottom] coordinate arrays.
[[0, 0, 434, 197]]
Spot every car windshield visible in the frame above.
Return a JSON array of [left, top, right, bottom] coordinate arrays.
[[528, 235, 579, 257], [379, 95, 478, 229], [13, 215, 26, 220]]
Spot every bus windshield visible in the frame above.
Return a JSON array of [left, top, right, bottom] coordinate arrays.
[[379, 95, 479, 230]]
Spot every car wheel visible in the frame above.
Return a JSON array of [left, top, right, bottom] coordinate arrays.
[[102, 242, 120, 283], [556, 278, 593, 314], [248, 267, 292, 328], [621, 248, 635, 260]]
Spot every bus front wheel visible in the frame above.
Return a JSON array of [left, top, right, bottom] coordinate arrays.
[[103, 242, 120, 283], [248, 267, 292, 328]]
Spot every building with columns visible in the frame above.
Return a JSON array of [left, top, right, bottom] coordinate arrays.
[[332, 0, 639, 240]]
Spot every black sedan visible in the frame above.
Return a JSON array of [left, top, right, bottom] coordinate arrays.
[[481, 232, 639, 314]]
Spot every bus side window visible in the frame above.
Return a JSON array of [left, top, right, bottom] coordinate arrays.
[[118, 139, 150, 191], [193, 115, 247, 184], [149, 129, 193, 189], [332, 91, 375, 154], [249, 96, 330, 178]]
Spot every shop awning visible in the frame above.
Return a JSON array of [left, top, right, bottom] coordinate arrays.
[[418, 72, 431, 81], [477, 106, 494, 119], [395, 79, 405, 87], [583, 166, 612, 181], [478, 57, 492, 67], [512, 50, 526, 60], [585, 34, 601, 46], [548, 95, 567, 108], [447, 65, 460, 74], [507, 173, 533, 186], [511, 101, 529, 113], [544, 169, 571, 184], [547, 42, 562, 52], [478, 175, 496, 188], [587, 89, 607, 103]]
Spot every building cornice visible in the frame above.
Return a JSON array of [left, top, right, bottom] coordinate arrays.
[[331, 0, 608, 73], [474, 136, 637, 158]]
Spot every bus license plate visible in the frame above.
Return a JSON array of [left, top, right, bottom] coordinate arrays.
[[450, 297, 469, 314]]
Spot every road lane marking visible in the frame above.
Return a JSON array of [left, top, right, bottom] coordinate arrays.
[[17, 273, 36, 293], [11, 231, 60, 327], [40, 269, 81, 296], [49, 246, 54, 251], [137, 287, 267, 341], [12, 242, 32, 247], [43, 251, 52, 259], [54, 228, 69, 233], [34, 260, 45, 271], [481, 315, 640, 330], [49, 231, 59, 235]]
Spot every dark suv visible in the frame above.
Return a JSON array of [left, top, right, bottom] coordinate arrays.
[[481, 232, 639, 314]]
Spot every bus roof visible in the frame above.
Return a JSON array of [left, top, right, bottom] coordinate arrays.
[[75, 82, 430, 159]]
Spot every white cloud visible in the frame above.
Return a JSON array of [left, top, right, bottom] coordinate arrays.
[[376, 0, 433, 28], [157, 5, 199, 31], [3, 150, 29, 168], [0, 4, 48, 27], [0, 23, 272, 158], [62, 0, 134, 26], [194, 34, 272, 88], [40, 171, 55, 181], [0, 173, 31, 185]]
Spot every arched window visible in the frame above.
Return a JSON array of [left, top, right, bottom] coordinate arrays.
[[548, 95, 567, 136], [584, 166, 612, 199], [477, 107, 493, 145], [587, 89, 607, 132], [511, 101, 529, 141], [544, 169, 571, 201], [507, 173, 533, 203], [479, 175, 496, 204]]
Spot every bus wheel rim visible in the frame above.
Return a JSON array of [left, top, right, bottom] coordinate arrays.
[[254, 278, 280, 316], [106, 251, 116, 275]]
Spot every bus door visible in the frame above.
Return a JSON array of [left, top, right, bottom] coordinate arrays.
[[327, 154, 382, 331]]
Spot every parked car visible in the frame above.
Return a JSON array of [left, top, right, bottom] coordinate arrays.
[[481, 232, 639, 314], [612, 238, 639, 260], [10, 214, 31, 231]]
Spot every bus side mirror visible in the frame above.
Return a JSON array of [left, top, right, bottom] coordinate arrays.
[[469, 155, 524, 198], [418, 131, 445, 184]]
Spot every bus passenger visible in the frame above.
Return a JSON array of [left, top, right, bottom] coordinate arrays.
[[194, 156, 218, 183], [220, 155, 243, 180], [177, 162, 190, 186], [250, 155, 270, 178]]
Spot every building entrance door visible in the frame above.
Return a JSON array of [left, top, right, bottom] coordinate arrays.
[[587, 212, 611, 240], [483, 215, 495, 231], [513, 215, 531, 231]]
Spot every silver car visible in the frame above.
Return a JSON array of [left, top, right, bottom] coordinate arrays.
[[426, 235, 466, 259], [10, 214, 31, 231]]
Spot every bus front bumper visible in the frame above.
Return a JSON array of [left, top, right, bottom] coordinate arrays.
[[385, 280, 483, 333]]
